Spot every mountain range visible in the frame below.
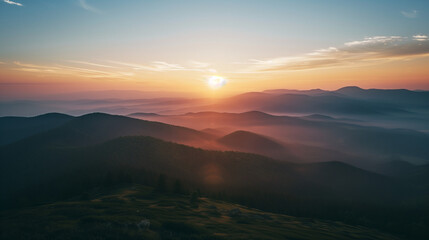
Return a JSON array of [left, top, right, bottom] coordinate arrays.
[[2, 87, 429, 239]]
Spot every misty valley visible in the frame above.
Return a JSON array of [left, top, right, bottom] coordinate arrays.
[[1, 87, 429, 240], [2, 1, 429, 239]]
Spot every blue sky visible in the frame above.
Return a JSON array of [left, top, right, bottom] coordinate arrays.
[[1, 0, 429, 96], [1, 0, 428, 63]]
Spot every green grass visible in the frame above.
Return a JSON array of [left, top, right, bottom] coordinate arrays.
[[0, 185, 400, 240]]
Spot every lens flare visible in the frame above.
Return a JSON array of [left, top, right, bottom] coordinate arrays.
[[207, 76, 227, 89]]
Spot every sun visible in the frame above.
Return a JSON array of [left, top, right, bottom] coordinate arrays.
[[207, 76, 227, 89]]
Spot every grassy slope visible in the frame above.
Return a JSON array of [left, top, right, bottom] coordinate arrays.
[[0, 185, 399, 240]]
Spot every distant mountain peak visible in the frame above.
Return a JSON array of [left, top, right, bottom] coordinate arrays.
[[304, 114, 334, 120], [34, 112, 73, 119], [80, 112, 113, 117], [128, 112, 160, 117], [336, 86, 364, 92], [78, 112, 128, 120], [240, 111, 273, 117], [218, 130, 284, 151]]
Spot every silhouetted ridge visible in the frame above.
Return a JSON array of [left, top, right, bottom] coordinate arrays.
[[0, 113, 75, 145], [1, 135, 407, 208], [128, 112, 160, 117], [33, 112, 73, 119], [183, 111, 276, 120], [304, 114, 335, 120], [336, 86, 364, 93], [375, 160, 418, 177], [218, 130, 284, 151], [240, 111, 277, 118], [6, 113, 214, 148], [335, 86, 429, 108]]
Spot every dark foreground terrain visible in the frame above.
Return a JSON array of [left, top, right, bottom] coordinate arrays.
[[0, 185, 399, 240], [1, 112, 428, 240]]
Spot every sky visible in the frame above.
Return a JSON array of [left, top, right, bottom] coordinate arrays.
[[1, 0, 429, 99]]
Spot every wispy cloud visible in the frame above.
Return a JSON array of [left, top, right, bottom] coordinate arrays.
[[241, 35, 429, 72], [78, 0, 102, 14], [152, 61, 217, 72], [344, 36, 405, 46], [106, 61, 160, 71], [13, 62, 62, 72], [11, 59, 217, 79], [68, 60, 119, 69], [189, 61, 211, 68], [108, 60, 217, 73], [401, 10, 418, 18], [413, 35, 428, 42], [3, 0, 23, 6], [152, 61, 185, 71], [12, 61, 133, 79]]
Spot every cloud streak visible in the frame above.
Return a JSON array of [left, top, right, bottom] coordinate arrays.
[[68, 60, 119, 69], [10, 59, 217, 79], [242, 35, 429, 72], [414, 35, 428, 42], [401, 10, 418, 18], [108, 60, 217, 73], [3, 0, 23, 6], [189, 61, 211, 68], [78, 0, 102, 14], [12, 61, 133, 79]]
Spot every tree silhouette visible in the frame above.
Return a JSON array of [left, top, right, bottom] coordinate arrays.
[[173, 179, 183, 194], [155, 174, 166, 192], [189, 191, 199, 207]]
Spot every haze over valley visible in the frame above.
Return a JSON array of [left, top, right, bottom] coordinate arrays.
[[1, 1, 429, 239]]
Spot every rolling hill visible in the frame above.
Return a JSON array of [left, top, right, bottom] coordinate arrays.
[[0, 185, 401, 240], [1, 128, 428, 238], [0, 113, 74, 145], [202, 91, 407, 115], [0, 135, 415, 209], [263, 86, 429, 110], [217, 130, 287, 158], [3, 113, 214, 148], [130, 111, 429, 166], [336, 86, 429, 109]]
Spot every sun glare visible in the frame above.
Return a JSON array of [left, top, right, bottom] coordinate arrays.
[[207, 76, 227, 90]]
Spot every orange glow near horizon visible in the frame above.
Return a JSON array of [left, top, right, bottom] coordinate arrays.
[[2, 1, 429, 100], [207, 76, 227, 90], [1, 55, 429, 100]]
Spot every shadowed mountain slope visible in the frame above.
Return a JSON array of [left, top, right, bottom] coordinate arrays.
[[216, 130, 368, 166], [216, 130, 298, 161], [0, 185, 401, 240], [261, 86, 429, 110], [6, 113, 214, 149], [1, 134, 428, 239], [1, 135, 415, 207], [208, 91, 407, 115], [132, 111, 429, 164], [218, 130, 285, 152], [336, 86, 429, 109], [0, 113, 74, 145]]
